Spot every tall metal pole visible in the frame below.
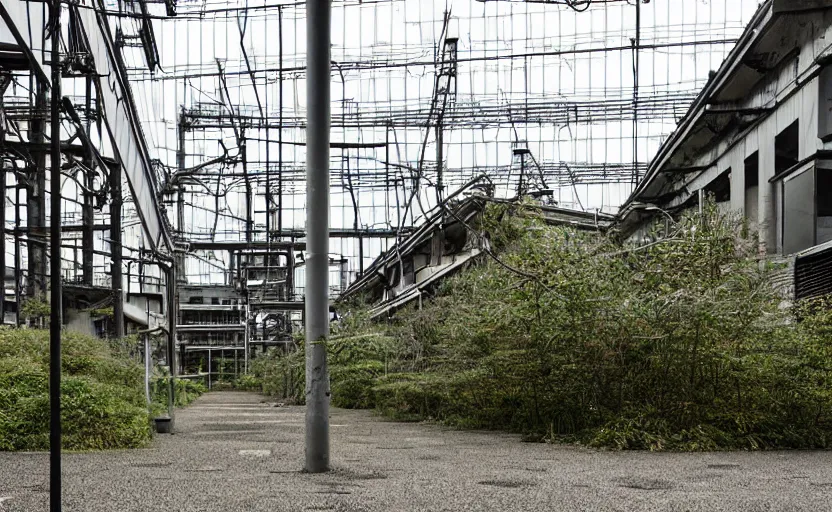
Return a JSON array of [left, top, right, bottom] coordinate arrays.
[[304, 0, 331, 474], [49, 0, 63, 509]]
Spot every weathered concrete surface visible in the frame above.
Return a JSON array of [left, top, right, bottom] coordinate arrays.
[[1, 391, 831, 511]]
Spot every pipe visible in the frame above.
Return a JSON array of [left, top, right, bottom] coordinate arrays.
[[49, 0, 63, 509], [304, 0, 331, 474]]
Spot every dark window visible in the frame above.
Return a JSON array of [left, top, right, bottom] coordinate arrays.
[[745, 152, 760, 224], [775, 121, 799, 175], [403, 258, 415, 286], [783, 168, 815, 254], [705, 169, 731, 203], [744, 152, 759, 188], [817, 168, 832, 217], [817, 168, 832, 246]]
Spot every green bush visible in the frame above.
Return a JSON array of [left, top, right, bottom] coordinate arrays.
[[234, 373, 262, 391], [0, 329, 152, 451], [150, 376, 207, 409], [257, 202, 832, 451]]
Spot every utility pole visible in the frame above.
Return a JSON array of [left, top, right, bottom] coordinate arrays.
[[304, 0, 331, 474], [49, 0, 63, 509]]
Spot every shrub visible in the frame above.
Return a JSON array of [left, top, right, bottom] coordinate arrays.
[[0, 328, 152, 451], [151, 375, 207, 409]]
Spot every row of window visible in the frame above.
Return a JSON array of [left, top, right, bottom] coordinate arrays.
[[704, 119, 832, 255]]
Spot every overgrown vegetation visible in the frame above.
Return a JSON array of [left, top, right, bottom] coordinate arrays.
[[150, 374, 207, 413], [255, 201, 832, 451], [0, 329, 152, 451], [20, 298, 51, 328]]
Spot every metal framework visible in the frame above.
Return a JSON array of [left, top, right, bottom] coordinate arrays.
[[0, 0, 763, 445], [0, 0, 768, 498]]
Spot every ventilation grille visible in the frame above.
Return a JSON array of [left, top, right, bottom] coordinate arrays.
[[795, 246, 832, 300]]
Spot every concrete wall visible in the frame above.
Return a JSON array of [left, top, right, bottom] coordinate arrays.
[[65, 310, 95, 337]]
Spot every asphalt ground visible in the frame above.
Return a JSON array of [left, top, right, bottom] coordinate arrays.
[[1, 391, 831, 511]]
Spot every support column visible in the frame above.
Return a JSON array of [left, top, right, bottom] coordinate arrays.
[[82, 76, 94, 285], [758, 133, 777, 254], [28, 83, 48, 300], [110, 162, 124, 339], [304, 0, 331, 474]]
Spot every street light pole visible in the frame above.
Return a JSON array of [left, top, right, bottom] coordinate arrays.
[[304, 0, 331, 473]]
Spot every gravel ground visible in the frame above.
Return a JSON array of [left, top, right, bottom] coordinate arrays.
[[1, 391, 831, 511]]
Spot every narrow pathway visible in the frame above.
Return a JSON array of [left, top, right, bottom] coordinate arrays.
[[2, 391, 832, 511]]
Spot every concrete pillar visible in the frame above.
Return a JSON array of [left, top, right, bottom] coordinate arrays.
[[758, 129, 777, 254]]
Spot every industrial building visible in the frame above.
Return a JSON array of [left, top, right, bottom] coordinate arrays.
[[618, 0, 832, 301], [0, 0, 808, 382]]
